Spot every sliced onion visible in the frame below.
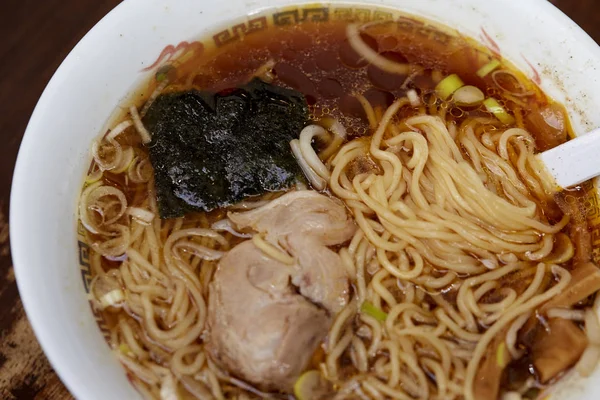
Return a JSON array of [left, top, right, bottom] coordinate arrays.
[[92, 224, 131, 257], [92, 138, 123, 171], [87, 185, 128, 226], [85, 163, 103, 184], [106, 120, 134, 141], [127, 157, 141, 182], [492, 70, 535, 97], [92, 119, 133, 172], [130, 106, 152, 144], [127, 207, 155, 225], [113, 147, 135, 174], [407, 89, 420, 107], [484, 98, 515, 125], [477, 59, 501, 78], [346, 24, 411, 75], [435, 74, 465, 100], [453, 85, 485, 107], [79, 181, 104, 234], [128, 157, 153, 184]]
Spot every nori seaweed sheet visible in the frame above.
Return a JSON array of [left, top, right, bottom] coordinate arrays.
[[143, 78, 308, 218]]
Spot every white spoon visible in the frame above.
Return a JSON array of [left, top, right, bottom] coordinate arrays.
[[535, 128, 600, 190]]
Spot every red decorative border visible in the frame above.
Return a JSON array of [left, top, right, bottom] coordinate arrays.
[[479, 27, 500, 57], [521, 54, 542, 85], [141, 40, 204, 72]]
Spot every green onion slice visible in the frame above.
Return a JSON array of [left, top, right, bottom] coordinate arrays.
[[435, 74, 465, 100], [294, 370, 331, 400], [155, 64, 173, 82], [85, 165, 103, 184], [453, 85, 485, 107], [477, 59, 501, 78], [119, 343, 134, 357], [496, 342, 507, 368], [483, 98, 515, 125], [113, 147, 136, 174], [361, 301, 388, 322]]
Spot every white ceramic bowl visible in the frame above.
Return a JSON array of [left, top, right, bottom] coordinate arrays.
[[10, 0, 600, 399]]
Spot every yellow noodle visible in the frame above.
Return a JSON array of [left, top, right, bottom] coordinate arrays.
[[83, 74, 587, 400], [251, 233, 294, 265]]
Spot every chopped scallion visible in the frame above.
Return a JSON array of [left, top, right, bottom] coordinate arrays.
[[112, 147, 136, 174], [483, 98, 515, 124], [435, 74, 465, 100], [127, 207, 156, 224], [496, 342, 507, 368], [85, 168, 103, 184], [119, 343, 133, 356], [453, 85, 485, 106], [155, 65, 173, 82], [477, 59, 501, 78], [361, 301, 388, 322], [294, 370, 331, 400]]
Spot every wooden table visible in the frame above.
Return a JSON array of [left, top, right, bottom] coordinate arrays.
[[0, 0, 598, 398]]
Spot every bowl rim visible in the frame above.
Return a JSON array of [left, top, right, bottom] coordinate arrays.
[[10, 0, 600, 398]]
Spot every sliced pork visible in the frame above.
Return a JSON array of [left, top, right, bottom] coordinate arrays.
[[207, 191, 356, 392]]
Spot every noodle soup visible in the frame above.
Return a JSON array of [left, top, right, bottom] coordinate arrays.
[[77, 5, 599, 400]]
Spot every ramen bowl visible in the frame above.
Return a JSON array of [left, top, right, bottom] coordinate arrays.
[[10, 0, 600, 399]]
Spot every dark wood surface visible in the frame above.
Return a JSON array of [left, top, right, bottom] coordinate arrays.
[[0, 0, 597, 398]]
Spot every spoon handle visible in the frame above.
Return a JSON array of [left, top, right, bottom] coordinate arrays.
[[536, 128, 600, 190]]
